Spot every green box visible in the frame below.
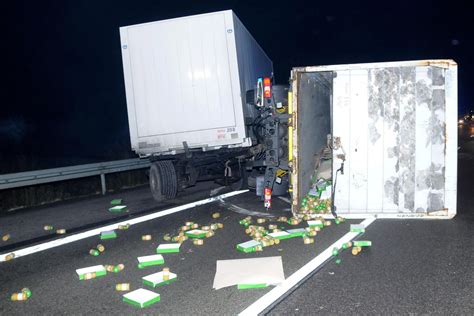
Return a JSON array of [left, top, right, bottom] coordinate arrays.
[[110, 199, 123, 205], [123, 289, 160, 308], [236, 240, 262, 253], [100, 230, 117, 240], [156, 243, 181, 254], [137, 254, 164, 269], [237, 283, 268, 289], [76, 265, 107, 280], [307, 220, 324, 228], [185, 229, 207, 239], [267, 231, 292, 240], [353, 240, 372, 247], [142, 271, 177, 288], [109, 205, 127, 212], [286, 228, 307, 238], [350, 224, 366, 233]]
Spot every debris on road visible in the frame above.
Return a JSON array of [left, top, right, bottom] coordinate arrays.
[[137, 254, 164, 269], [350, 224, 365, 233], [303, 236, 314, 244], [335, 258, 342, 264], [21, 288, 32, 298], [5, 253, 15, 261], [116, 283, 130, 291], [118, 224, 130, 230], [193, 238, 204, 245], [185, 229, 207, 239], [212, 212, 221, 219], [110, 199, 123, 206], [2, 234, 10, 241], [236, 240, 263, 253], [122, 288, 160, 308], [10, 292, 28, 301], [89, 249, 100, 257], [100, 230, 117, 240], [141, 235, 152, 241], [76, 265, 107, 280], [43, 225, 54, 231], [156, 243, 181, 254], [97, 244, 105, 252], [213, 256, 285, 290], [307, 220, 324, 228], [142, 269, 177, 288], [56, 229, 66, 234], [237, 283, 268, 290], [353, 240, 372, 247], [352, 246, 362, 255], [109, 205, 127, 212], [288, 217, 301, 225], [105, 264, 125, 273]]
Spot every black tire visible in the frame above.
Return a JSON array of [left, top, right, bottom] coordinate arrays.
[[149, 161, 178, 202]]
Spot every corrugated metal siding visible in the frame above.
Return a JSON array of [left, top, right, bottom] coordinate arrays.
[[332, 64, 455, 215]]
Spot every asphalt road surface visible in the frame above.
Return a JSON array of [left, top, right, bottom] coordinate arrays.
[[0, 130, 472, 315]]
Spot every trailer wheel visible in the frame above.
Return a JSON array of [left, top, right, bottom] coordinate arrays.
[[149, 161, 178, 202]]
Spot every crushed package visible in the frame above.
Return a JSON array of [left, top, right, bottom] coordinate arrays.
[[110, 199, 123, 205], [109, 205, 127, 212], [100, 230, 117, 240], [236, 240, 263, 253], [350, 224, 365, 233], [137, 254, 164, 269], [76, 265, 107, 280], [156, 243, 181, 254], [142, 270, 177, 288], [122, 288, 160, 308]]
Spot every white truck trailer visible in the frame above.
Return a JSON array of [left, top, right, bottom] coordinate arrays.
[[119, 10, 275, 201]]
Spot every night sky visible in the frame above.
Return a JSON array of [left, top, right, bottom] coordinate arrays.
[[2, 0, 472, 173]]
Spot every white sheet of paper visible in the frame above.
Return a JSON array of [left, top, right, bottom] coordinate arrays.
[[213, 256, 285, 290]]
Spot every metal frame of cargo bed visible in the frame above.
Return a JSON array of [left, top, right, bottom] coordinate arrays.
[[289, 60, 457, 219]]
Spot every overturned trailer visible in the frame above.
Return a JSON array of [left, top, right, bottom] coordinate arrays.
[[290, 60, 457, 219]]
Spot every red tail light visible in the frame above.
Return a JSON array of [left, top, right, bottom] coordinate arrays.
[[263, 77, 271, 98]]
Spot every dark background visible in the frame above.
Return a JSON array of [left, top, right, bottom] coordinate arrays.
[[2, 0, 472, 173]]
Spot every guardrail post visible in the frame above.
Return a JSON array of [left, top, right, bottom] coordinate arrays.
[[100, 173, 106, 195]]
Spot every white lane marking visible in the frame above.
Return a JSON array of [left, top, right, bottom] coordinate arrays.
[[239, 217, 376, 316], [0, 190, 248, 262], [277, 196, 291, 204]]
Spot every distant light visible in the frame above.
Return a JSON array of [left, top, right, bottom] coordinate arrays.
[[458, 119, 464, 124], [451, 39, 460, 46]]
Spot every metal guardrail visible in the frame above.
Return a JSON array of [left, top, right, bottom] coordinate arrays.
[[0, 158, 151, 194]]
